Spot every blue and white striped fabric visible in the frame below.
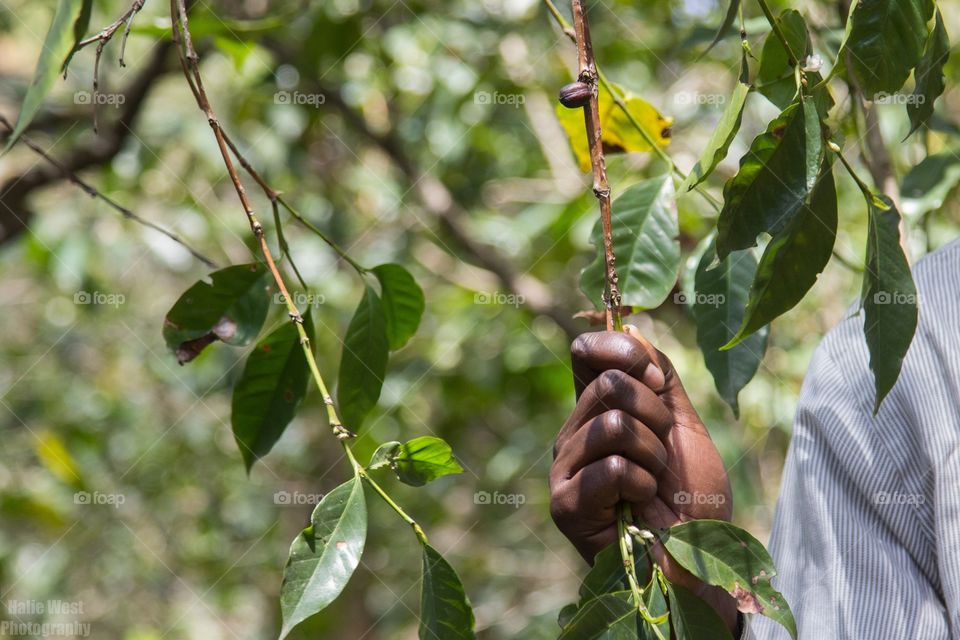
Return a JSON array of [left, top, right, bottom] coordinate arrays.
[[747, 239, 960, 639]]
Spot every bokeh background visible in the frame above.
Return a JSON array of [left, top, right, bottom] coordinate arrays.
[[1, 0, 958, 637]]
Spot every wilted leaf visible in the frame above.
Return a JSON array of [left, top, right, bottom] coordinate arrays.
[[581, 176, 679, 310], [337, 285, 389, 429], [373, 263, 425, 350], [420, 543, 476, 640], [280, 477, 367, 638], [231, 310, 315, 472], [162, 264, 271, 364], [659, 519, 796, 638], [557, 82, 672, 172]]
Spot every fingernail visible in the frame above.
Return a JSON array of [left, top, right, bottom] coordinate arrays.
[[642, 362, 665, 390]]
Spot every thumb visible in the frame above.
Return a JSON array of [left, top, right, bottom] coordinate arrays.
[[622, 324, 697, 415]]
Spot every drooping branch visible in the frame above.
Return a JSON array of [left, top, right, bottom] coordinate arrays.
[[0, 41, 173, 246]]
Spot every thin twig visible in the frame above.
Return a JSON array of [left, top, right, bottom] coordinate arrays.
[[0, 115, 216, 268], [571, 0, 621, 331]]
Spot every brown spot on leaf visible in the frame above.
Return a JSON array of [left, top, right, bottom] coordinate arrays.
[[731, 584, 764, 614], [283, 389, 295, 403], [175, 333, 219, 365], [660, 126, 672, 139], [772, 124, 787, 139]]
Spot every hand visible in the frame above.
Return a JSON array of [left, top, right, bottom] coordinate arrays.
[[549, 326, 738, 629]]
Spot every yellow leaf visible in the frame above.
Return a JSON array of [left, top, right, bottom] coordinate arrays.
[[34, 431, 83, 488], [556, 81, 672, 172]]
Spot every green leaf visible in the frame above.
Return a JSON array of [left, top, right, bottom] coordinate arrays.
[[581, 176, 679, 310], [659, 519, 796, 638], [906, 9, 949, 138], [558, 591, 637, 640], [756, 10, 833, 116], [724, 162, 837, 349], [699, 0, 741, 58], [368, 441, 401, 470], [838, 0, 935, 96], [280, 477, 367, 639], [4, 0, 87, 152], [162, 264, 271, 364], [861, 192, 918, 412], [666, 582, 735, 640], [231, 310, 315, 472], [901, 151, 960, 217], [62, 0, 94, 72], [580, 542, 652, 605], [692, 240, 769, 417], [372, 263, 425, 350], [420, 543, 476, 640], [679, 55, 750, 192], [642, 576, 669, 640], [398, 436, 464, 487], [716, 100, 822, 260], [337, 285, 389, 429]]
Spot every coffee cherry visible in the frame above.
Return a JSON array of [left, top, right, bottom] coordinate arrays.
[[558, 81, 592, 109]]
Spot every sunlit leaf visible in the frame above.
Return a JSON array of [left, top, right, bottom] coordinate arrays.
[[680, 54, 750, 193], [62, 0, 94, 71], [659, 520, 796, 638], [162, 264, 271, 364], [756, 10, 832, 116], [838, 0, 935, 96], [369, 436, 464, 487], [4, 0, 87, 151], [581, 176, 679, 310], [557, 82, 672, 172], [337, 285, 389, 429], [280, 477, 367, 639], [373, 263, 425, 350], [231, 310, 314, 472], [906, 9, 949, 138], [34, 431, 82, 489], [861, 192, 918, 412], [420, 543, 476, 640]]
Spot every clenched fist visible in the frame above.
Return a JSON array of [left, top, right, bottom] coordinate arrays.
[[550, 326, 738, 629]]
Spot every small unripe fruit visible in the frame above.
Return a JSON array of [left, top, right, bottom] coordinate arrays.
[[558, 81, 592, 109]]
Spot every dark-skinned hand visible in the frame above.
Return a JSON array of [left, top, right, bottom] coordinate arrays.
[[549, 326, 738, 631]]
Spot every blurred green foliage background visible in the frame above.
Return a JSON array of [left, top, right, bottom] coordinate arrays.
[[0, 0, 958, 637]]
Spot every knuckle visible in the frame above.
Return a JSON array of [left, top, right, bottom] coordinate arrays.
[[595, 369, 626, 397], [602, 410, 631, 439], [603, 454, 628, 481], [570, 334, 592, 361]]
